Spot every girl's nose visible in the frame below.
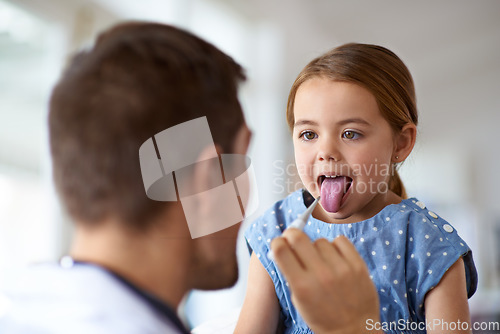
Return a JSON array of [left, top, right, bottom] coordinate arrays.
[[318, 138, 341, 162]]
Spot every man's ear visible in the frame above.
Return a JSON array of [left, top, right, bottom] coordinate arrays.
[[189, 145, 224, 196], [187, 124, 251, 210], [393, 123, 417, 163], [232, 124, 252, 155]]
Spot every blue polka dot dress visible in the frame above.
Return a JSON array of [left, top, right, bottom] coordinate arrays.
[[245, 189, 477, 334]]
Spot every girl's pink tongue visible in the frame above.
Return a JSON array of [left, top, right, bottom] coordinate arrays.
[[320, 177, 347, 213]]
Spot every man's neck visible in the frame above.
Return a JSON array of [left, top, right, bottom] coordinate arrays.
[[69, 210, 193, 309]]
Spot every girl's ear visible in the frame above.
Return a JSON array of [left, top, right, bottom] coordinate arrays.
[[393, 123, 417, 163]]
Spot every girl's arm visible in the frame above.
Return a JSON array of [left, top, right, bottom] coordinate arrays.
[[425, 257, 472, 334], [235, 252, 281, 334]]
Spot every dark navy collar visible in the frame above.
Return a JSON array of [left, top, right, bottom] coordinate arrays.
[[71, 260, 190, 334]]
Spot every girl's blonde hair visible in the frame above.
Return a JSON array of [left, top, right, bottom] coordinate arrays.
[[286, 43, 418, 199]]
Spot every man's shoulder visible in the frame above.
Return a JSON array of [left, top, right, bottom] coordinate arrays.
[[0, 263, 179, 333]]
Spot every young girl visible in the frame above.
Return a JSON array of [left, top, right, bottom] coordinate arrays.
[[235, 43, 477, 334]]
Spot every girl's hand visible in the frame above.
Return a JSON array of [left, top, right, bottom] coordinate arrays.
[[271, 231, 382, 334]]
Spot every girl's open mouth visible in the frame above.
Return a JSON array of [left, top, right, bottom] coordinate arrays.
[[318, 175, 353, 213]]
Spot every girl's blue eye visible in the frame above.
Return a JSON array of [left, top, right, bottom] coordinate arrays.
[[300, 131, 317, 141], [342, 130, 361, 140]]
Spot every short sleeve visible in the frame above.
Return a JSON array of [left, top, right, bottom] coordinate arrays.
[[405, 209, 477, 321], [244, 204, 286, 273]]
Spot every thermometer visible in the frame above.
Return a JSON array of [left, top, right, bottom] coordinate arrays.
[[267, 196, 320, 260]]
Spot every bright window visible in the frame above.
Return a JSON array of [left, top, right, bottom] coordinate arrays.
[[0, 0, 65, 285]]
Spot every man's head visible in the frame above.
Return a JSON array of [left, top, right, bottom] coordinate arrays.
[[49, 22, 250, 289], [50, 22, 246, 228]]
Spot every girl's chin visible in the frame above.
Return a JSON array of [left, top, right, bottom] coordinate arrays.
[[313, 203, 349, 223], [324, 208, 350, 219]]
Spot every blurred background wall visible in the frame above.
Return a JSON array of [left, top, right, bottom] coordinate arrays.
[[1, 0, 499, 329]]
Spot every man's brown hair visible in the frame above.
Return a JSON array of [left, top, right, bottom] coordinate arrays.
[[49, 22, 246, 228]]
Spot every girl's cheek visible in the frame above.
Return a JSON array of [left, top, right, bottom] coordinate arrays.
[[295, 154, 315, 186], [296, 160, 312, 181], [295, 149, 310, 166]]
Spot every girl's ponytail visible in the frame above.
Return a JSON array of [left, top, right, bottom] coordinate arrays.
[[389, 169, 407, 199]]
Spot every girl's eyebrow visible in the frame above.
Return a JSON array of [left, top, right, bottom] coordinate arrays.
[[337, 118, 370, 126], [294, 119, 318, 127], [294, 118, 370, 127]]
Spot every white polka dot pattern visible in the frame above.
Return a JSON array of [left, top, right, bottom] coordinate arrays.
[[244, 190, 476, 332]]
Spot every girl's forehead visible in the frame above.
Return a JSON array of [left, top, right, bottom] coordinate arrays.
[[294, 78, 382, 123]]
